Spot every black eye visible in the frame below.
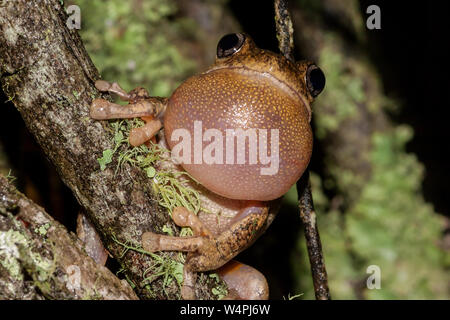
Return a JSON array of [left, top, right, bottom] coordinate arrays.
[[306, 65, 326, 97], [217, 33, 246, 58]]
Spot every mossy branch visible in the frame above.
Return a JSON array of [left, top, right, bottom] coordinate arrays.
[[0, 0, 215, 299], [0, 175, 138, 299]]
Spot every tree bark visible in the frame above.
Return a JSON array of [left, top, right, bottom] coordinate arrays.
[[0, 0, 208, 299], [0, 175, 138, 299]]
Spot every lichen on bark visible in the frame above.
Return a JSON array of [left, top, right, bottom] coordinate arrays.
[[0, 175, 138, 299], [0, 0, 215, 299]]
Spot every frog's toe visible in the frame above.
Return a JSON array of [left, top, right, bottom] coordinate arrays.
[[76, 211, 108, 265], [217, 260, 269, 300], [172, 207, 212, 237], [95, 80, 113, 92], [142, 231, 204, 253], [180, 284, 196, 300], [90, 98, 113, 119], [95, 80, 132, 101], [129, 118, 162, 147], [141, 232, 162, 252]]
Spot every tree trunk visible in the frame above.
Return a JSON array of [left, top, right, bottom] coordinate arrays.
[[0, 0, 212, 299]]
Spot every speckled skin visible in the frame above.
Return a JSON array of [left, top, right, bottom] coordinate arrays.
[[90, 34, 321, 300], [164, 36, 313, 200]]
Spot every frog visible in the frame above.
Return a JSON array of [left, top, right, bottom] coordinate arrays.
[[90, 33, 325, 300]]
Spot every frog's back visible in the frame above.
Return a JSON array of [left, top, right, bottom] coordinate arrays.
[[164, 69, 312, 201]]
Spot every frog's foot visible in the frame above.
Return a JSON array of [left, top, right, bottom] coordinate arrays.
[[94, 80, 135, 101], [142, 207, 213, 300], [91, 79, 166, 120], [76, 211, 108, 266], [129, 116, 162, 146], [142, 205, 269, 300], [95, 80, 154, 103], [217, 260, 269, 300], [90, 80, 167, 145], [90, 97, 165, 121], [180, 263, 197, 300], [141, 207, 211, 253]]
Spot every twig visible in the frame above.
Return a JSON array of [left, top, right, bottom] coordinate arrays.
[[274, 0, 295, 62], [274, 0, 331, 300], [296, 171, 330, 300]]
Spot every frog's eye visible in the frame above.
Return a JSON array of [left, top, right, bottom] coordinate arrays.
[[306, 65, 326, 97], [217, 33, 246, 58]]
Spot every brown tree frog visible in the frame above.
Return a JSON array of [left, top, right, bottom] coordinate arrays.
[[90, 33, 325, 299]]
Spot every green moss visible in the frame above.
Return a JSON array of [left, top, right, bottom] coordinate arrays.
[[29, 246, 55, 285], [98, 119, 203, 219], [283, 293, 304, 300], [313, 40, 362, 139], [6, 169, 17, 184], [77, 0, 197, 97], [291, 32, 448, 299], [345, 127, 448, 299], [2, 80, 16, 103], [0, 226, 55, 289], [81, 277, 103, 300], [208, 273, 228, 300], [72, 90, 80, 100], [111, 234, 184, 299], [293, 127, 448, 299], [162, 224, 174, 236]]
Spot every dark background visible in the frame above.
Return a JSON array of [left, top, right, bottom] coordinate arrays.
[[225, 0, 450, 297], [361, 0, 450, 218], [227, 0, 450, 217]]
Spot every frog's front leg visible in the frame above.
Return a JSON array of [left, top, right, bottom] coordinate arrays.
[[142, 204, 269, 300], [90, 80, 167, 146]]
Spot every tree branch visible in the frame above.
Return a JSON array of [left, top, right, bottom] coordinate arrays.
[[0, 175, 137, 299], [0, 0, 211, 299], [274, 0, 331, 300]]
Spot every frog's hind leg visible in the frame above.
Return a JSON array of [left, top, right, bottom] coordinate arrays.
[[142, 205, 269, 300], [76, 211, 108, 266], [94, 80, 159, 104], [141, 207, 212, 253], [142, 207, 214, 300]]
